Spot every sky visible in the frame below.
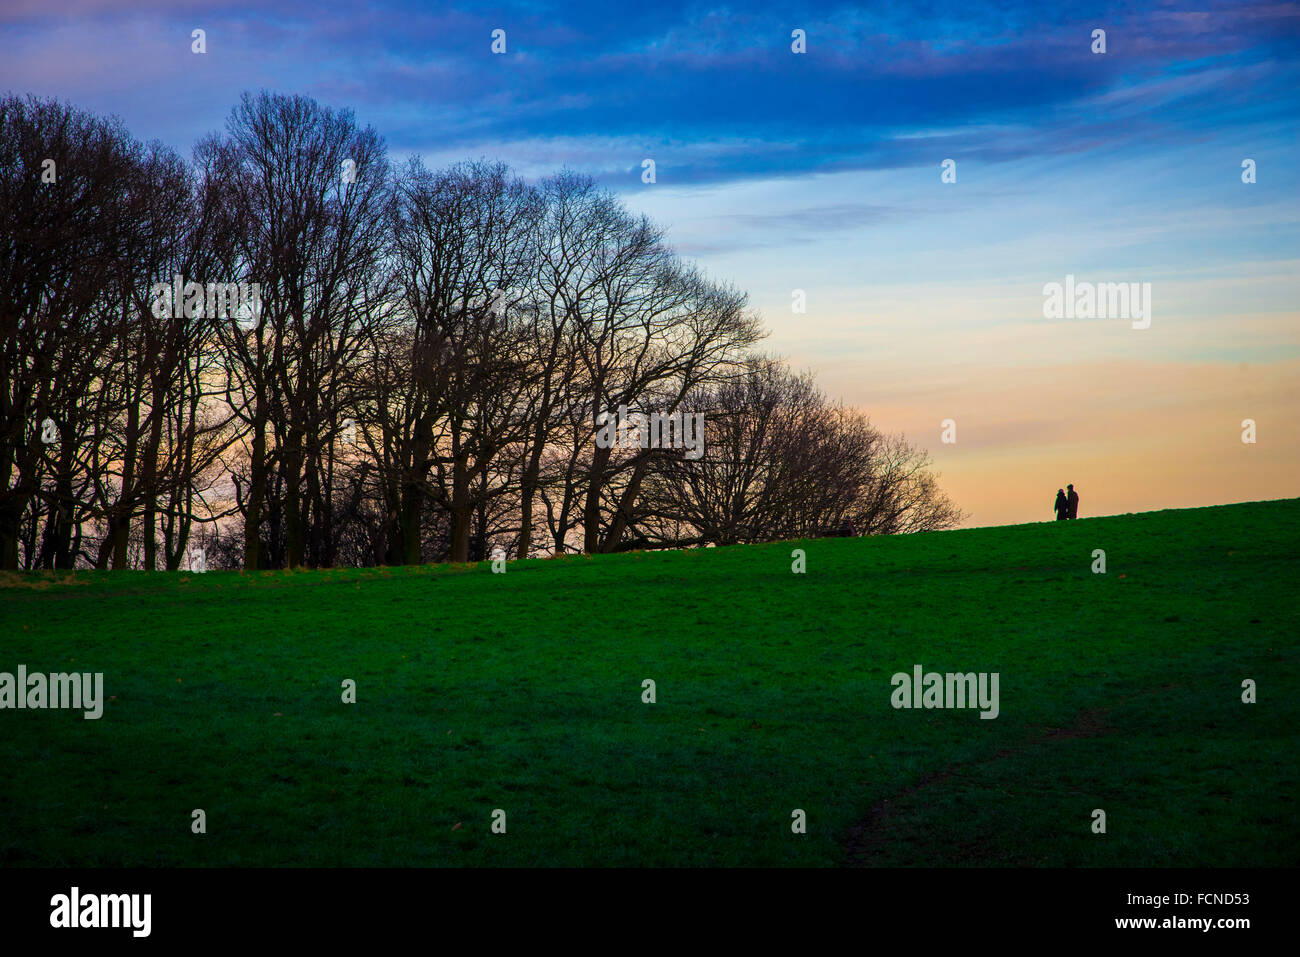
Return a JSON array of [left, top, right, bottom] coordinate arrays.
[[3, 0, 1297, 527]]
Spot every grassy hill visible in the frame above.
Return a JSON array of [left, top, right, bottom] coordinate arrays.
[[1, 499, 1296, 867]]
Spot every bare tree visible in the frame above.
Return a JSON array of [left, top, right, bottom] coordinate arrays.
[[637, 359, 963, 546], [0, 95, 143, 569], [1, 92, 962, 570], [203, 91, 392, 569], [385, 159, 539, 563]]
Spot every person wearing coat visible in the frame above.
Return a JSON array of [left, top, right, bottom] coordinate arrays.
[[1054, 489, 1069, 521]]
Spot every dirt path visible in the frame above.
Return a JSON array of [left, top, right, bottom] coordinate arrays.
[[842, 704, 1121, 866]]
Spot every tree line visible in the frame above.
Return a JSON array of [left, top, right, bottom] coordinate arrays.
[[0, 90, 962, 571]]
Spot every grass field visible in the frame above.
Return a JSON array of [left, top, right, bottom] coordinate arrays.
[[1, 499, 1296, 867]]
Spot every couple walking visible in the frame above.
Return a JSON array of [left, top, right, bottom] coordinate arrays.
[[1054, 484, 1079, 521]]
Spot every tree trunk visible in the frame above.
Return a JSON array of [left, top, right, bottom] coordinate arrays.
[[449, 454, 472, 563], [284, 426, 304, 568], [244, 413, 267, 570], [111, 397, 141, 569], [581, 443, 612, 554], [601, 455, 652, 552]]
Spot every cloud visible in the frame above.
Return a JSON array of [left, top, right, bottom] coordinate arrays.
[[3, 0, 1297, 186]]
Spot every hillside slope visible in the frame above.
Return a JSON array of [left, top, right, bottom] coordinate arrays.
[[1, 499, 1296, 866]]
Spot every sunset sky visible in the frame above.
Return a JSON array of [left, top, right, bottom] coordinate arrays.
[[3, 0, 1296, 527]]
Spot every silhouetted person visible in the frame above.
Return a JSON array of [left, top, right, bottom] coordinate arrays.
[[1054, 489, 1069, 521], [838, 518, 856, 538], [1067, 484, 1079, 520]]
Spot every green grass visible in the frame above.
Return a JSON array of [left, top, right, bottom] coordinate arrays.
[[1, 500, 1296, 867]]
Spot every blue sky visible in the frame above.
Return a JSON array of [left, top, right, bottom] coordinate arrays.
[[3, 0, 1298, 525], [5, 2, 1297, 180]]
